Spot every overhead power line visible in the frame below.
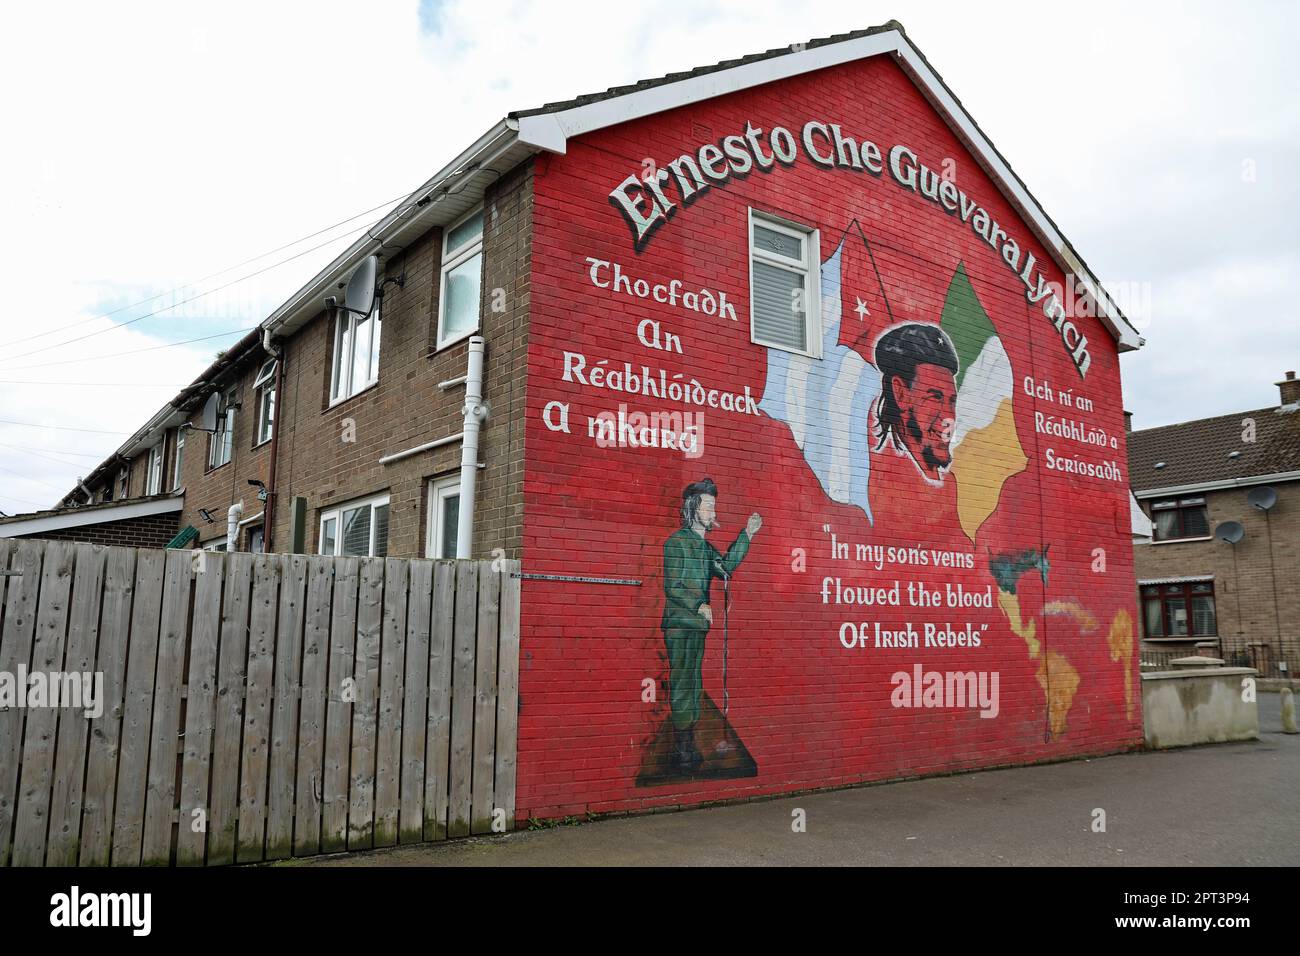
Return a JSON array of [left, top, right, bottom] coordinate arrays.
[[0, 220, 375, 366], [0, 419, 133, 435], [0, 441, 109, 466], [0, 328, 252, 372], [0, 192, 406, 352]]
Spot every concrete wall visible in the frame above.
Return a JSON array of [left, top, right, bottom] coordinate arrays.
[[1142, 667, 1259, 748]]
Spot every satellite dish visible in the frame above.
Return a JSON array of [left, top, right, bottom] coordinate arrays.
[[200, 392, 220, 432], [343, 255, 378, 318], [1215, 521, 1245, 544], [1248, 486, 1277, 511]]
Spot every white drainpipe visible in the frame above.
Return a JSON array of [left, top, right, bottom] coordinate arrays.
[[227, 500, 243, 552], [456, 337, 487, 558]]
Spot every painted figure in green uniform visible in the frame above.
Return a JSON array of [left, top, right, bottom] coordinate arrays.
[[661, 477, 762, 773]]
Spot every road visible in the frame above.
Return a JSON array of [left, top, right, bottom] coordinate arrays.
[[293, 693, 1298, 866]]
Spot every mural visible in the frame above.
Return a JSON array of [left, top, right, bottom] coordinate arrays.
[[637, 478, 761, 785], [519, 55, 1141, 818]]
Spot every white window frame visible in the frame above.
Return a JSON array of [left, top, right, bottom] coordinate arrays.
[[329, 299, 381, 405], [202, 538, 228, 552], [425, 476, 461, 559], [145, 445, 163, 496], [253, 359, 277, 446], [436, 205, 485, 351], [747, 208, 822, 358], [318, 492, 391, 557], [172, 428, 185, 490], [208, 385, 237, 470]]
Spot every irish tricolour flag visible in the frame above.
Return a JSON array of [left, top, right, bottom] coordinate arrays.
[[940, 264, 1028, 542]]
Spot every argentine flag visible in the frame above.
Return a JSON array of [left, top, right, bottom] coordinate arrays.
[[759, 239, 881, 523]]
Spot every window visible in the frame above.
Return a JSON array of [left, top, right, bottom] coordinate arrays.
[[748, 209, 821, 356], [208, 385, 237, 470], [1150, 497, 1210, 541], [319, 494, 390, 557], [146, 445, 163, 496], [117, 467, 129, 499], [1141, 581, 1217, 638], [331, 299, 381, 404], [436, 207, 484, 349], [254, 359, 276, 445], [426, 476, 461, 559], [172, 429, 185, 490], [203, 539, 228, 552]]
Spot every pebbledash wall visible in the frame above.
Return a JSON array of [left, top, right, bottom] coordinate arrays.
[[517, 55, 1142, 818]]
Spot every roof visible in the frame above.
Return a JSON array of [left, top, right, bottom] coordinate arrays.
[[59, 21, 1143, 508], [56, 327, 265, 507], [0, 493, 183, 539], [510, 24, 905, 118], [1128, 404, 1300, 496]]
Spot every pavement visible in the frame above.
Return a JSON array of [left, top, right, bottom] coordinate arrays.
[[292, 693, 1298, 867]]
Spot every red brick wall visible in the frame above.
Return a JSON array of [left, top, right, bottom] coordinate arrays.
[[14, 511, 179, 549], [519, 55, 1142, 819]]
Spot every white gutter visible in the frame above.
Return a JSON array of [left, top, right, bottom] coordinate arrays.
[[456, 337, 487, 558], [1134, 470, 1300, 499]]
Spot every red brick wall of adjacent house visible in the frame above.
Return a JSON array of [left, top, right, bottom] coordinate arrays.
[[14, 511, 179, 549], [518, 55, 1142, 819]]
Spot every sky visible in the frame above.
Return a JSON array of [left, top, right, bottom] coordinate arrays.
[[0, 0, 1296, 515]]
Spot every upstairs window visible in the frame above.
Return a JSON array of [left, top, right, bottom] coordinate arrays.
[[437, 207, 484, 349], [208, 385, 237, 470], [117, 467, 129, 499], [749, 210, 820, 356], [172, 429, 185, 490], [146, 445, 163, 496], [254, 359, 277, 445], [1151, 497, 1209, 541], [331, 299, 381, 404], [319, 493, 390, 558]]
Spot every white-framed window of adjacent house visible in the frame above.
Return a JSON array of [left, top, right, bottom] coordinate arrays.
[[319, 493, 390, 557], [330, 298, 381, 405], [208, 385, 237, 470], [253, 358, 276, 445], [202, 538, 228, 552], [146, 444, 163, 496], [172, 428, 186, 490], [748, 209, 821, 357], [426, 476, 461, 559], [436, 206, 484, 350]]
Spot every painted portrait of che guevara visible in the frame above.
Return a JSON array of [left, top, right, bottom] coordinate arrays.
[[873, 323, 960, 483]]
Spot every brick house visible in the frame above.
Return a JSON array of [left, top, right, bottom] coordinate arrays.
[[7, 22, 1154, 815], [1129, 372, 1300, 676]]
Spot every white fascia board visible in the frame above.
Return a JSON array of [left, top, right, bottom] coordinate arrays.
[[516, 28, 1141, 352], [0, 496, 183, 539], [1134, 470, 1300, 499]]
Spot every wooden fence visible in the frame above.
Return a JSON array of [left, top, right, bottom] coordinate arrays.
[[0, 538, 521, 866]]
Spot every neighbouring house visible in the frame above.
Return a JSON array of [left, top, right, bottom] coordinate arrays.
[[2, 22, 1151, 819], [1129, 371, 1300, 677]]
